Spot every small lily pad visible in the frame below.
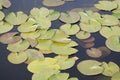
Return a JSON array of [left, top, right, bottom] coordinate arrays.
[[7, 40, 30, 52], [77, 60, 103, 75], [80, 36, 95, 43], [68, 78, 79, 80], [0, 11, 5, 21], [106, 35, 120, 52], [26, 38, 38, 47], [7, 52, 28, 64], [60, 24, 80, 35], [5, 11, 28, 25], [94, 1, 117, 11], [86, 48, 102, 58], [102, 62, 119, 76], [76, 31, 91, 39], [0, 21, 13, 34], [59, 12, 80, 23], [42, 0, 65, 7], [0, 32, 21, 44], [0, 0, 11, 9]]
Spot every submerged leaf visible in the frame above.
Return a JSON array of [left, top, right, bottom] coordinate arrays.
[[0, 0, 11, 9]]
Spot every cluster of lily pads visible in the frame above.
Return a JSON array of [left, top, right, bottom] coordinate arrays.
[[0, 0, 120, 80]]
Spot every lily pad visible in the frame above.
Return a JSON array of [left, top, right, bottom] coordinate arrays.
[[5, 11, 28, 25], [94, 1, 117, 11], [7, 52, 28, 64], [47, 10, 60, 21], [27, 58, 60, 73], [79, 41, 95, 48], [42, 0, 65, 7], [55, 55, 75, 70], [60, 24, 80, 35], [24, 49, 44, 64], [86, 48, 102, 58], [0, 21, 13, 34], [0, 32, 21, 44], [0, 0, 11, 9], [0, 11, 5, 21], [102, 62, 119, 76], [76, 31, 91, 39], [68, 78, 79, 80], [80, 36, 95, 43], [59, 11, 80, 23], [100, 26, 120, 38], [111, 72, 120, 80], [49, 73, 69, 80], [105, 35, 120, 52], [7, 40, 30, 52], [18, 18, 37, 32], [77, 60, 103, 75], [32, 69, 60, 80]]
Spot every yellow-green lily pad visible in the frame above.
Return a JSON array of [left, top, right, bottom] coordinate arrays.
[[0, 11, 5, 21], [76, 31, 91, 39], [111, 72, 120, 80]]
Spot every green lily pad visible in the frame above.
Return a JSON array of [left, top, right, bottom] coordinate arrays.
[[0, 21, 13, 34], [32, 69, 60, 80], [100, 26, 120, 38], [27, 58, 60, 73], [105, 35, 120, 52], [76, 31, 91, 39], [100, 15, 119, 26], [0, 11, 5, 21], [102, 62, 119, 76], [68, 78, 78, 80], [7, 52, 28, 64], [94, 1, 117, 11], [77, 60, 103, 75], [7, 40, 30, 52], [18, 18, 37, 32], [0, 32, 21, 44], [55, 55, 75, 70], [26, 38, 38, 47], [42, 0, 65, 7], [49, 73, 69, 80], [5, 11, 28, 25], [59, 12, 80, 23], [111, 72, 120, 80], [47, 10, 60, 21], [60, 24, 80, 35]]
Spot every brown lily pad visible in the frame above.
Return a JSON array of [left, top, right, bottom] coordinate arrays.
[[80, 36, 95, 43]]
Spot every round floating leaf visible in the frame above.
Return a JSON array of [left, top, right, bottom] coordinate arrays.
[[7, 40, 30, 52], [79, 41, 95, 48], [24, 49, 44, 64], [27, 58, 60, 73], [0, 21, 13, 34], [77, 60, 103, 75], [21, 30, 42, 39], [35, 39, 53, 51], [94, 1, 117, 11], [42, 0, 65, 7], [80, 36, 95, 43], [51, 42, 78, 55], [0, 32, 21, 44], [26, 38, 38, 47], [49, 73, 69, 80], [0, 11, 5, 21], [80, 19, 101, 33], [0, 0, 11, 9], [102, 62, 119, 76], [30, 7, 49, 18], [100, 26, 120, 38], [106, 35, 120, 52], [68, 78, 79, 80], [32, 69, 60, 80], [47, 10, 60, 21], [5, 11, 28, 25], [55, 55, 75, 70], [60, 24, 80, 35], [59, 12, 80, 23], [7, 52, 28, 64], [111, 72, 120, 80], [76, 31, 91, 39], [18, 18, 37, 32], [100, 15, 119, 26], [86, 48, 102, 58]]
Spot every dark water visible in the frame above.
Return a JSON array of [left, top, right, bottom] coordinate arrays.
[[0, 0, 120, 80]]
